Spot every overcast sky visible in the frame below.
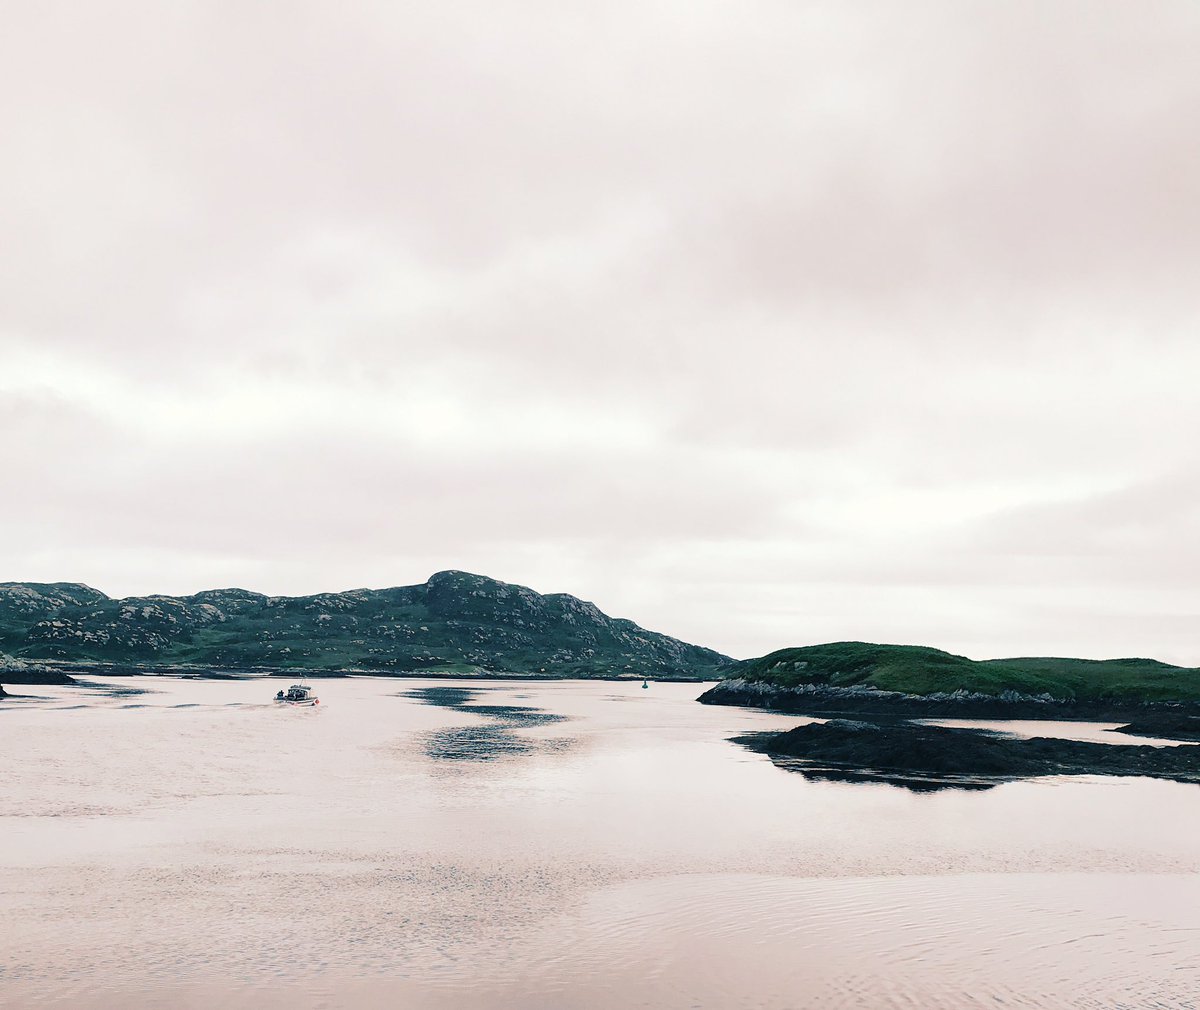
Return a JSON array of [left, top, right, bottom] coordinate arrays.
[[2, 1, 1198, 663]]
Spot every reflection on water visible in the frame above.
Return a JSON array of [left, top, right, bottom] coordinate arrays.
[[406, 684, 573, 760], [404, 685, 477, 708], [764, 757, 1000, 792], [3, 676, 1200, 1008]]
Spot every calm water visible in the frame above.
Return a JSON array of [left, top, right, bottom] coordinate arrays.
[[3, 676, 1199, 1009], [920, 718, 1196, 747]]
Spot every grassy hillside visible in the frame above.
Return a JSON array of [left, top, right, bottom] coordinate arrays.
[[0, 571, 729, 679], [728, 642, 1200, 703]]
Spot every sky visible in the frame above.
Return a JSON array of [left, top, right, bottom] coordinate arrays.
[[2, 1, 1199, 663]]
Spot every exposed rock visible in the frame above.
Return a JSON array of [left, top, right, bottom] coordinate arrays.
[[1114, 714, 1200, 743], [0, 652, 76, 684], [738, 718, 1200, 791]]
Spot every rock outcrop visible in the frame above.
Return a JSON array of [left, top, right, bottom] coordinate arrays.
[[738, 718, 1200, 790]]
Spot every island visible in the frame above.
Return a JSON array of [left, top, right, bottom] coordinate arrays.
[[703, 642, 1200, 789], [700, 641, 1200, 719]]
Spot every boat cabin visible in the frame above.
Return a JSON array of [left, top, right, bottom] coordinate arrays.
[[275, 683, 317, 703]]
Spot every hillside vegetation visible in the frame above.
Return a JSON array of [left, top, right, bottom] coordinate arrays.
[[727, 641, 1200, 703], [0, 571, 728, 679]]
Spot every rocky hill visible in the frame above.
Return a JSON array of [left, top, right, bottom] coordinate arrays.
[[0, 572, 729, 680]]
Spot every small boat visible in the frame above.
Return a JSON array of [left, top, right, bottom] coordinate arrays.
[[641, 679, 649, 689], [275, 683, 319, 706]]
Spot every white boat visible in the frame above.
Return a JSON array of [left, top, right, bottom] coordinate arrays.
[[275, 683, 319, 706]]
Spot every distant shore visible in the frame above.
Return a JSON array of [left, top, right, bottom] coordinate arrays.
[[0, 663, 710, 688], [700, 677, 1200, 722]]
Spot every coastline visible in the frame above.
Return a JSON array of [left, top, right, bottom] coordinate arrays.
[[0, 661, 712, 688], [699, 676, 1200, 722]]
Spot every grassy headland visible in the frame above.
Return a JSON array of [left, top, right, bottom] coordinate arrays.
[[725, 641, 1200, 703]]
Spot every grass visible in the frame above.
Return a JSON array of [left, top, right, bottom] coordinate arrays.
[[733, 642, 1200, 703]]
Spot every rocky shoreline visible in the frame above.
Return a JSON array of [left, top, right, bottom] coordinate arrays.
[[707, 677, 1200, 790], [0, 655, 77, 689], [700, 677, 1200, 722], [1115, 714, 1200, 742], [0, 661, 707, 694]]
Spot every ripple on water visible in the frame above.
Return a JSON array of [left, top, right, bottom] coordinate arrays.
[[406, 684, 575, 761], [4, 678, 1200, 1009], [10, 872, 1195, 1009]]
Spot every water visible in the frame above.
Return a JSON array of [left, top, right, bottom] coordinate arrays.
[[3, 676, 1199, 1008], [920, 717, 1195, 747]]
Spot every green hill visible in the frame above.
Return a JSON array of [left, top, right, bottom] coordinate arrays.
[[0, 571, 728, 679], [724, 641, 1200, 703]]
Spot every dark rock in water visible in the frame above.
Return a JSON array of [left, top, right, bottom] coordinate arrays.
[[0, 670, 78, 685], [1114, 714, 1200, 743], [736, 718, 1200, 791], [0, 653, 76, 685]]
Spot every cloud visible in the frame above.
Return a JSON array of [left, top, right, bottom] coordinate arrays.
[[1, 1, 1198, 664]]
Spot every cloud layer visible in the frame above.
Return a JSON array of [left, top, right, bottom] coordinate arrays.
[[3, 1, 1198, 662]]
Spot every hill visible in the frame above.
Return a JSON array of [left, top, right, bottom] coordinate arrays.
[[700, 641, 1200, 715], [0, 572, 729, 680]]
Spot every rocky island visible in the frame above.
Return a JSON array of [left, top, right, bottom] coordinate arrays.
[[705, 642, 1200, 789]]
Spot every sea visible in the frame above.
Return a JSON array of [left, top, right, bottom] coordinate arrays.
[[3, 676, 1198, 1009]]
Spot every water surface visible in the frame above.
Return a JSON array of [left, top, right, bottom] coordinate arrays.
[[3, 676, 1199, 1008]]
